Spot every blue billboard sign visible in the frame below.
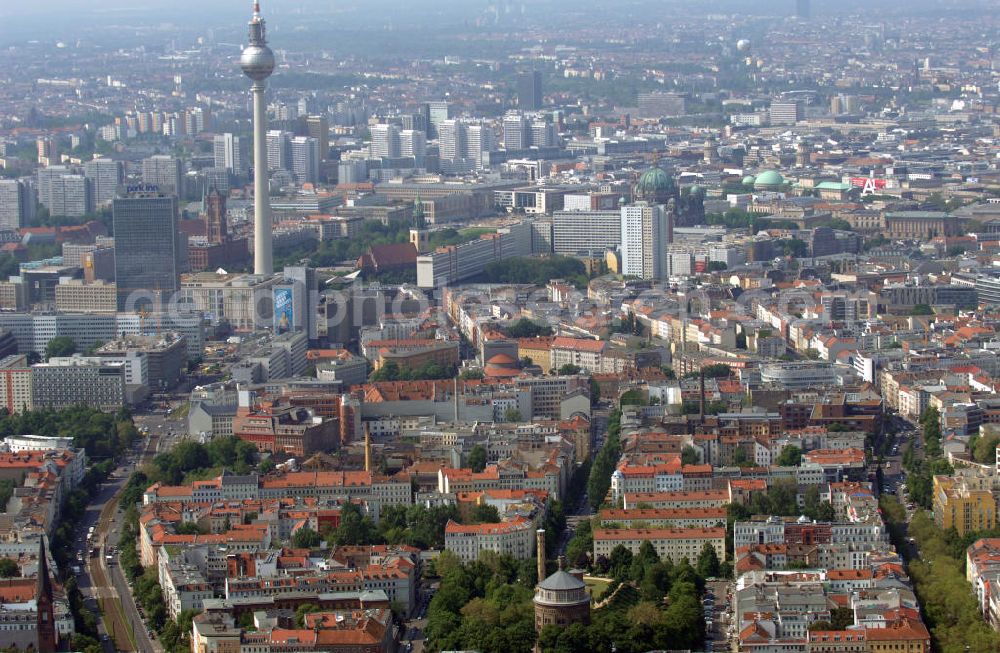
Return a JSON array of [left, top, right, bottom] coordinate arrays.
[[274, 287, 293, 333]]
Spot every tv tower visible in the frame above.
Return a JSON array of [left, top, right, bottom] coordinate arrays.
[[241, 1, 275, 276]]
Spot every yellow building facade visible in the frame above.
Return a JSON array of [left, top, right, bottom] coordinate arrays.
[[932, 475, 996, 536]]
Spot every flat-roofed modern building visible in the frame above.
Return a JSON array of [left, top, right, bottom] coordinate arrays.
[[0, 355, 33, 414], [32, 357, 126, 411], [621, 202, 670, 280], [0, 179, 35, 230], [552, 209, 621, 256], [54, 280, 118, 314], [113, 189, 183, 311], [95, 333, 187, 391], [83, 158, 124, 206], [759, 363, 840, 389], [416, 220, 533, 288]]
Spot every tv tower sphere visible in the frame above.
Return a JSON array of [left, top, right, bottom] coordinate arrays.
[[241, 44, 275, 82], [736, 39, 751, 53], [241, 3, 275, 83]]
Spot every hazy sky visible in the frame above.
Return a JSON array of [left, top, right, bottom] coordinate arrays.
[[1, 0, 989, 18], [0, 0, 994, 43]]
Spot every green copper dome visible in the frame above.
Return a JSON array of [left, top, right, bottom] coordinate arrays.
[[753, 170, 785, 189], [635, 166, 676, 201], [742, 175, 756, 186]]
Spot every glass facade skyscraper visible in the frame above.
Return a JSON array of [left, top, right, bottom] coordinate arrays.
[[113, 191, 182, 310]]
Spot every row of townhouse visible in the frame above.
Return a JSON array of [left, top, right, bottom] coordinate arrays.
[[966, 537, 1000, 632], [143, 469, 414, 520], [592, 526, 727, 564]]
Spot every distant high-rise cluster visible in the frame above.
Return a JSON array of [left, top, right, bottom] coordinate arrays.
[[213, 133, 249, 181], [37, 167, 93, 218], [502, 113, 556, 150], [290, 136, 320, 185], [437, 120, 496, 173], [0, 179, 34, 230], [83, 158, 123, 206], [517, 70, 543, 110], [141, 155, 184, 197]]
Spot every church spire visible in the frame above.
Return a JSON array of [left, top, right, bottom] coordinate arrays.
[[36, 538, 56, 653], [413, 195, 425, 229]]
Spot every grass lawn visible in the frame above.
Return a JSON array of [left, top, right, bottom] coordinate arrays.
[[584, 577, 611, 600]]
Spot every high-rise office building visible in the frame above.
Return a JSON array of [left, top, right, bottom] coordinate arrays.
[[266, 130, 292, 171], [83, 158, 124, 206], [290, 136, 320, 185], [438, 120, 466, 161], [278, 266, 318, 340], [305, 115, 330, 161], [136, 112, 152, 134], [402, 106, 430, 134], [36, 137, 58, 166], [113, 190, 182, 310], [517, 70, 543, 110], [36, 166, 69, 210], [503, 113, 530, 150], [400, 130, 427, 161], [213, 133, 249, 179], [297, 96, 316, 116], [428, 101, 451, 139], [552, 210, 621, 256], [769, 100, 804, 126], [142, 155, 184, 196], [796, 0, 810, 19], [43, 174, 93, 218], [531, 121, 557, 148], [338, 159, 368, 185], [183, 107, 210, 135], [0, 180, 34, 230], [466, 124, 496, 170], [203, 168, 232, 194], [272, 102, 298, 122], [620, 202, 670, 280], [370, 124, 402, 159]]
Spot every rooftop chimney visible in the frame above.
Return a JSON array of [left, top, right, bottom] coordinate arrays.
[[364, 422, 371, 473], [536, 528, 546, 584], [699, 369, 707, 422]]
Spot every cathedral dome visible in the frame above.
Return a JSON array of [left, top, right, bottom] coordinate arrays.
[[635, 166, 676, 202], [753, 170, 785, 190]]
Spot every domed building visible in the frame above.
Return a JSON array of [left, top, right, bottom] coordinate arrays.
[[631, 164, 705, 226], [753, 170, 785, 191], [742, 174, 757, 187], [534, 562, 591, 631], [634, 165, 678, 205], [484, 353, 519, 378], [533, 529, 590, 632]]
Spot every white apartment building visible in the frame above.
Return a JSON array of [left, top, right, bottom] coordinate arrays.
[[444, 517, 534, 562], [621, 202, 670, 280]]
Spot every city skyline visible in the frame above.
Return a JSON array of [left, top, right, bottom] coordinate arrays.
[[2, 0, 1000, 652]]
